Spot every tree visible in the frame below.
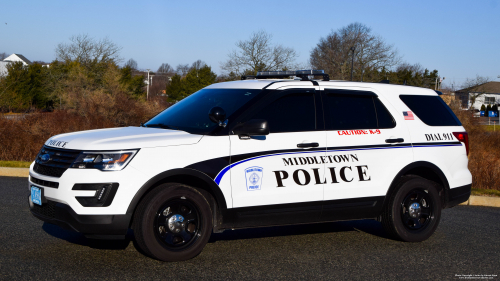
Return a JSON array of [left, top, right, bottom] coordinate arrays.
[[310, 23, 400, 81], [157, 63, 174, 74], [55, 34, 122, 88], [119, 66, 145, 98], [124, 58, 138, 70], [480, 104, 486, 112], [460, 76, 491, 110], [55, 34, 122, 69], [1, 62, 49, 111], [176, 64, 190, 76], [166, 64, 217, 102], [221, 30, 297, 76], [0, 52, 8, 60]]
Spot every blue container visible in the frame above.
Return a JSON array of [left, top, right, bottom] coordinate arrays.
[[480, 111, 485, 117], [489, 111, 498, 117]]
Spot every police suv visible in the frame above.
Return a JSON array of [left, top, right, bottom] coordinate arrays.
[[29, 70, 472, 261]]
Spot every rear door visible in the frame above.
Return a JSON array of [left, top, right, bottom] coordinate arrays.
[[320, 87, 413, 220]]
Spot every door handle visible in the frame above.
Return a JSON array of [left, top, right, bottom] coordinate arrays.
[[385, 138, 404, 143], [297, 142, 319, 148]]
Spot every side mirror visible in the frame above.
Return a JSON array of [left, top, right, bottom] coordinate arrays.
[[208, 106, 227, 127], [233, 119, 269, 136]]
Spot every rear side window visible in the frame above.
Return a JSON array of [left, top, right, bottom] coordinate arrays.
[[400, 95, 461, 126], [324, 93, 395, 130]]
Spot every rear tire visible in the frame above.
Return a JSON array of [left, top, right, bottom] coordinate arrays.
[[382, 176, 441, 242], [133, 183, 213, 261]]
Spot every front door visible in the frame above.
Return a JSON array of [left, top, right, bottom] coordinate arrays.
[[229, 88, 326, 209]]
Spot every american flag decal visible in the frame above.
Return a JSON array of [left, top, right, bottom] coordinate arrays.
[[403, 111, 414, 120]]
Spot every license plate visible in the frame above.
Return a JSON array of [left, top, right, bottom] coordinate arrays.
[[31, 186, 42, 206]]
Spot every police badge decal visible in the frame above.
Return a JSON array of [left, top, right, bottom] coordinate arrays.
[[245, 166, 263, 191]]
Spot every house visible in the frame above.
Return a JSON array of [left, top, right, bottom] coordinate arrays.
[[0, 54, 33, 77], [455, 81, 500, 110]]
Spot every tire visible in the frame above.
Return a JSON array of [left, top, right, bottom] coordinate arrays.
[[133, 183, 213, 261], [381, 175, 442, 242]]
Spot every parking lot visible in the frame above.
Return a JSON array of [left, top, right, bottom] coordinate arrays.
[[1, 176, 499, 280]]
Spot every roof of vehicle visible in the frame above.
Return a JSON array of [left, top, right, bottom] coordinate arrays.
[[205, 79, 438, 96]]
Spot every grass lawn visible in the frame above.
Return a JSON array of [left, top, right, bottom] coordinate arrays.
[[483, 125, 500, 132], [471, 188, 500, 197], [0, 161, 32, 168]]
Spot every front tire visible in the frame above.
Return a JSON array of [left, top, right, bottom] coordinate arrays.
[[133, 183, 213, 261], [382, 176, 442, 242]]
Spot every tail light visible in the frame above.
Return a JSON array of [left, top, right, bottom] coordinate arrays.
[[452, 132, 469, 156]]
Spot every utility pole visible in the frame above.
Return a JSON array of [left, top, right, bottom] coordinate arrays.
[[146, 69, 150, 101], [350, 46, 356, 81]]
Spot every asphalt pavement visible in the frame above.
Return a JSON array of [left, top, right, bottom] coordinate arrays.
[[1, 176, 499, 280]]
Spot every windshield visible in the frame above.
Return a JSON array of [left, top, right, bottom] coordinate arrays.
[[145, 88, 261, 134]]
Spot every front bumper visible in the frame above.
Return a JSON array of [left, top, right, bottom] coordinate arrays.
[[29, 196, 131, 239]]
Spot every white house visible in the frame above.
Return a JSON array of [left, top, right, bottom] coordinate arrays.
[[455, 81, 500, 110], [0, 54, 33, 77]]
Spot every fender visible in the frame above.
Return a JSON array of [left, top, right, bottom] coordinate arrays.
[[126, 168, 228, 216], [384, 161, 450, 208]]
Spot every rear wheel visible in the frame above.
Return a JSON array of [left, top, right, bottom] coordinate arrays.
[[382, 176, 441, 242], [134, 183, 212, 261]]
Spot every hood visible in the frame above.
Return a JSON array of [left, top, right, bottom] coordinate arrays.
[[44, 127, 203, 151]]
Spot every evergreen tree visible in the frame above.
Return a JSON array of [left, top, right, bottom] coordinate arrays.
[[166, 65, 217, 102]]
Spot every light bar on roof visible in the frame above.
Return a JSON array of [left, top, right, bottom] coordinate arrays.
[[242, 70, 329, 81]]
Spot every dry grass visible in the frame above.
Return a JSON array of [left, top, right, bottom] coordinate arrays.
[[0, 95, 166, 162], [453, 107, 500, 191]]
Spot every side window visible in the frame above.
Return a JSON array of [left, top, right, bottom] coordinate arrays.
[[400, 95, 461, 126], [248, 92, 316, 133], [325, 93, 395, 130]]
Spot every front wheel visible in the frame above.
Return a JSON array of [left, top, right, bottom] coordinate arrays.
[[381, 176, 442, 242], [133, 183, 213, 261]]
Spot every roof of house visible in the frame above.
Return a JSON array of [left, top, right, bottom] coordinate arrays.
[[457, 81, 500, 94], [3, 54, 32, 65]]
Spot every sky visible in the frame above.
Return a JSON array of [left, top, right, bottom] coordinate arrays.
[[1, 0, 499, 88]]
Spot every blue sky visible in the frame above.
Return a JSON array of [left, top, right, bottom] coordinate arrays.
[[1, 0, 499, 88]]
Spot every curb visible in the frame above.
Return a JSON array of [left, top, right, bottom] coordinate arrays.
[[0, 167, 29, 177], [0, 168, 499, 208], [459, 195, 500, 208]]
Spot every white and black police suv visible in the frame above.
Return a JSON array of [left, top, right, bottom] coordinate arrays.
[[29, 70, 472, 261]]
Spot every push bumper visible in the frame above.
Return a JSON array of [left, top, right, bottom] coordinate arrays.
[[29, 196, 131, 239]]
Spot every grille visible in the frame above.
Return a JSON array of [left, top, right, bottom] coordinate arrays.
[[33, 146, 80, 178], [30, 176, 59, 188], [31, 200, 60, 220]]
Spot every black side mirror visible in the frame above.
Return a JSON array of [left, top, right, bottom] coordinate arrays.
[[233, 119, 269, 136], [209, 107, 227, 126]]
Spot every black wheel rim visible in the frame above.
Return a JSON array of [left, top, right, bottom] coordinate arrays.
[[400, 189, 434, 231], [153, 198, 201, 251]]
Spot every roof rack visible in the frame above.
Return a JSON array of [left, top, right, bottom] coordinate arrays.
[[242, 70, 330, 81]]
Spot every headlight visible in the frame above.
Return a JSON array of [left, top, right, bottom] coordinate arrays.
[[71, 150, 138, 171]]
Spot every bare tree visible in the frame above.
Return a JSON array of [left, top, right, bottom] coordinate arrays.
[[157, 63, 174, 74], [0, 52, 7, 60], [221, 30, 298, 76], [55, 34, 122, 67], [310, 23, 400, 81], [124, 58, 138, 70], [460, 75, 492, 109], [176, 64, 190, 76], [191, 60, 206, 71]]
